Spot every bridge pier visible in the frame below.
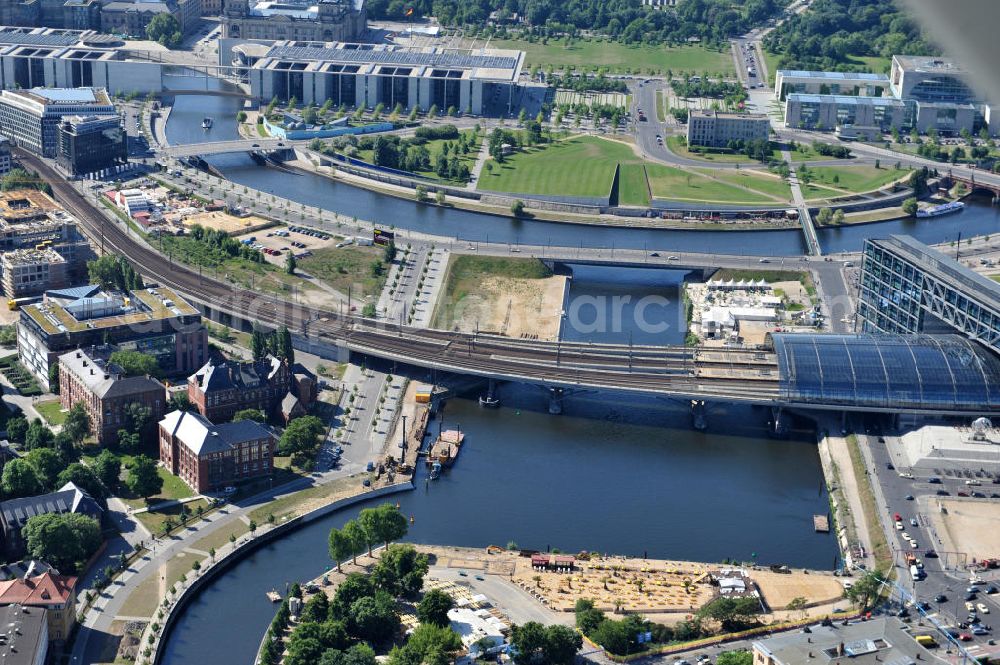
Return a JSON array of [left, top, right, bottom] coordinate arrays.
[[548, 388, 564, 415], [690, 400, 707, 431], [770, 407, 790, 438]]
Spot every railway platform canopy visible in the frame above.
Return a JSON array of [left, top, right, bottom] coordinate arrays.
[[769, 333, 1000, 415]]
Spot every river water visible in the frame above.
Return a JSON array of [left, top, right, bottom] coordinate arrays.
[[156, 83, 941, 665]]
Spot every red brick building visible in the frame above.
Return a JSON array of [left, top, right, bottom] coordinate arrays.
[[58, 346, 166, 446], [158, 410, 275, 493], [187, 356, 289, 423]]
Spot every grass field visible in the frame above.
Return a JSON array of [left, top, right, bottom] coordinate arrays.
[[846, 54, 892, 74], [763, 49, 782, 86], [35, 399, 66, 425], [135, 499, 212, 536], [493, 38, 736, 75], [479, 135, 637, 198], [804, 165, 909, 193], [666, 135, 780, 163], [655, 90, 667, 123], [298, 244, 390, 300], [435, 255, 552, 321], [617, 164, 651, 206], [693, 168, 792, 201], [646, 164, 774, 203]]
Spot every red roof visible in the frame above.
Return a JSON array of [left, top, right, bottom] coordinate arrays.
[[0, 572, 77, 607], [531, 554, 550, 565], [554, 555, 575, 564]]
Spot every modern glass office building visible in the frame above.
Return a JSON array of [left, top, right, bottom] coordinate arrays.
[[858, 235, 1000, 353]]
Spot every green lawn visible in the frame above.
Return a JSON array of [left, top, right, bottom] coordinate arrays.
[[763, 49, 782, 86], [804, 165, 910, 193], [298, 244, 390, 301], [35, 399, 66, 425], [493, 38, 735, 75], [618, 164, 651, 206], [801, 183, 850, 200], [479, 135, 637, 198], [846, 54, 892, 74], [256, 123, 269, 138], [646, 164, 774, 203], [666, 135, 780, 164], [693, 168, 792, 201], [120, 466, 195, 509], [655, 90, 667, 123]]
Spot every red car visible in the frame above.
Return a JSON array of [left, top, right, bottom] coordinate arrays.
[[959, 633, 973, 641]]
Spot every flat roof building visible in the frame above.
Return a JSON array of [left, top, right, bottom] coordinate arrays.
[[752, 617, 931, 665], [0, 189, 89, 278], [890, 55, 977, 104], [0, 605, 47, 665], [686, 109, 770, 148], [784, 93, 907, 132], [859, 235, 1000, 353], [248, 40, 524, 115], [774, 69, 889, 100], [0, 571, 77, 644], [17, 285, 207, 390], [57, 113, 126, 176], [0, 87, 114, 157], [1, 248, 69, 298]]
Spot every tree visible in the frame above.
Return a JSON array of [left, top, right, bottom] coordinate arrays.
[[1, 458, 43, 498], [342, 519, 367, 564], [169, 392, 190, 412], [816, 207, 832, 225], [6, 416, 27, 443], [349, 590, 399, 643], [117, 429, 141, 455], [125, 455, 163, 499], [574, 599, 606, 635], [329, 527, 354, 571], [234, 409, 266, 423], [832, 209, 845, 225], [902, 196, 919, 216], [359, 503, 408, 553], [511, 200, 525, 216], [510, 622, 548, 665], [25, 448, 62, 489], [57, 464, 105, 499], [24, 419, 53, 450], [146, 13, 181, 47], [123, 402, 152, 437], [372, 544, 428, 599], [541, 625, 582, 665], [277, 415, 325, 456], [93, 449, 121, 490], [237, 110, 248, 123], [276, 326, 294, 363], [415, 185, 428, 202], [251, 327, 269, 361], [696, 596, 761, 631], [63, 402, 91, 444], [417, 588, 454, 627], [110, 350, 160, 377], [388, 623, 463, 665], [22, 512, 101, 572], [330, 573, 374, 621], [286, 252, 297, 275], [48, 364, 59, 394], [300, 592, 330, 624], [435, 190, 446, 205], [844, 570, 885, 610]]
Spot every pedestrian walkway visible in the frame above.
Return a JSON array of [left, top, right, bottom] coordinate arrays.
[[466, 138, 490, 190], [782, 148, 822, 256]]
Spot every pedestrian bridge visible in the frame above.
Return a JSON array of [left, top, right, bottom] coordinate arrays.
[[159, 138, 292, 158]]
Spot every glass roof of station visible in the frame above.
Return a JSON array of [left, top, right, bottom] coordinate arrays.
[[770, 333, 1000, 413]]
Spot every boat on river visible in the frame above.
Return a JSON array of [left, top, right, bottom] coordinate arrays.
[[916, 201, 964, 217], [202, 116, 213, 129], [426, 430, 464, 468]]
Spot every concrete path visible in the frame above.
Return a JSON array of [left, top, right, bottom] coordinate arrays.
[[466, 137, 490, 190]]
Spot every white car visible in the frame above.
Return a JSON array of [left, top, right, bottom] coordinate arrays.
[[979, 603, 991, 614]]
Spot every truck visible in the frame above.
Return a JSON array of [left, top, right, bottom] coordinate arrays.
[[914, 635, 937, 648], [911, 564, 925, 581], [354, 236, 374, 247]]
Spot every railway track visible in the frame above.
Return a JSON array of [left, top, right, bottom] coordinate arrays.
[[23, 150, 782, 401]]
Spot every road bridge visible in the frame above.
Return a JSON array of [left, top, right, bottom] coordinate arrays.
[[159, 138, 291, 158], [19, 149, 998, 419]]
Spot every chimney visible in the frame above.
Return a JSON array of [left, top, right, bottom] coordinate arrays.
[[82, 360, 87, 367], [90, 368, 94, 375], [837, 642, 844, 657]]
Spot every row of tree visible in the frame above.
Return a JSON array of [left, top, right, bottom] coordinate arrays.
[[87, 255, 144, 293]]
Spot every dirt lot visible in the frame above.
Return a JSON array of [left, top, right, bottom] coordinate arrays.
[[184, 210, 273, 235], [433, 257, 568, 340], [753, 569, 844, 610], [927, 497, 1000, 561], [235, 225, 338, 270]]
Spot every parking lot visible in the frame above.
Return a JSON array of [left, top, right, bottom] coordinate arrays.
[[234, 224, 338, 267]]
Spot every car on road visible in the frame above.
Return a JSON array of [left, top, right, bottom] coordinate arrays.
[[973, 625, 990, 635], [758, 258, 770, 263], [936, 490, 951, 496], [967, 592, 979, 601], [960, 633, 973, 641], [926, 550, 938, 558], [910, 518, 919, 526], [988, 586, 998, 594], [905, 494, 914, 500], [650, 252, 660, 257], [967, 602, 977, 612], [935, 594, 948, 603], [668, 255, 679, 260], [979, 603, 991, 614], [222, 486, 237, 495], [886, 462, 894, 470]]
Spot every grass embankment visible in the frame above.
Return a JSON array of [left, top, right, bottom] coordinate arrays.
[[492, 38, 736, 75], [135, 498, 212, 536], [298, 244, 390, 300], [617, 164, 651, 206], [645, 164, 774, 203], [803, 165, 909, 193], [430, 255, 552, 329], [693, 168, 793, 201], [247, 475, 360, 525], [118, 464, 194, 510], [35, 399, 66, 425], [479, 135, 635, 198], [655, 90, 667, 123], [846, 434, 893, 570], [666, 136, 780, 164]]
